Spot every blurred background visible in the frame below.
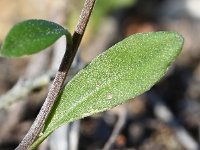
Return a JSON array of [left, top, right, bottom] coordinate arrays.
[[0, 0, 200, 149]]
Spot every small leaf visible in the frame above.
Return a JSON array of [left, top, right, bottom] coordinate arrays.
[[0, 19, 71, 57], [31, 31, 183, 148]]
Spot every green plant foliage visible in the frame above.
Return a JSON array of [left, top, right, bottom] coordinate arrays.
[[94, 0, 134, 19], [0, 19, 71, 57], [67, 0, 135, 33], [88, 0, 135, 31], [31, 31, 183, 148]]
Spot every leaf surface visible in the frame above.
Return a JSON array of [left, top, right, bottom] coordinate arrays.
[[0, 19, 71, 57], [31, 31, 183, 148]]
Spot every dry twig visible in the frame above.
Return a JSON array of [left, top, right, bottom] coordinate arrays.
[[103, 106, 127, 150], [148, 91, 200, 150]]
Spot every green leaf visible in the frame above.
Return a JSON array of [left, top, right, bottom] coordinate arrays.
[[31, 31, 183, 148], [0, 19, 72, 57]]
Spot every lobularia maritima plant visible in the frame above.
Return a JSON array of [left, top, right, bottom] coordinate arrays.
[[0, 0, 184, 149]]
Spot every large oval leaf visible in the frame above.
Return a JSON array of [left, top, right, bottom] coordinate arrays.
[[31, 31, 183, 148], [0, 19, 71, 57]]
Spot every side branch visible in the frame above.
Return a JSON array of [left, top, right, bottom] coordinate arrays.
[[15, 0, 96, 149]]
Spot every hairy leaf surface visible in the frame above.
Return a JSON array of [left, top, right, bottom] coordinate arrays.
[[31, 31, 183, 148], [0, 19, 71, 57]]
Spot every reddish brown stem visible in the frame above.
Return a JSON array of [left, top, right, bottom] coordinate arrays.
[[15, 0, 96, 149]]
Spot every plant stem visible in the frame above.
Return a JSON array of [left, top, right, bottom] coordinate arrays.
[[15, 0, 96, 149]]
